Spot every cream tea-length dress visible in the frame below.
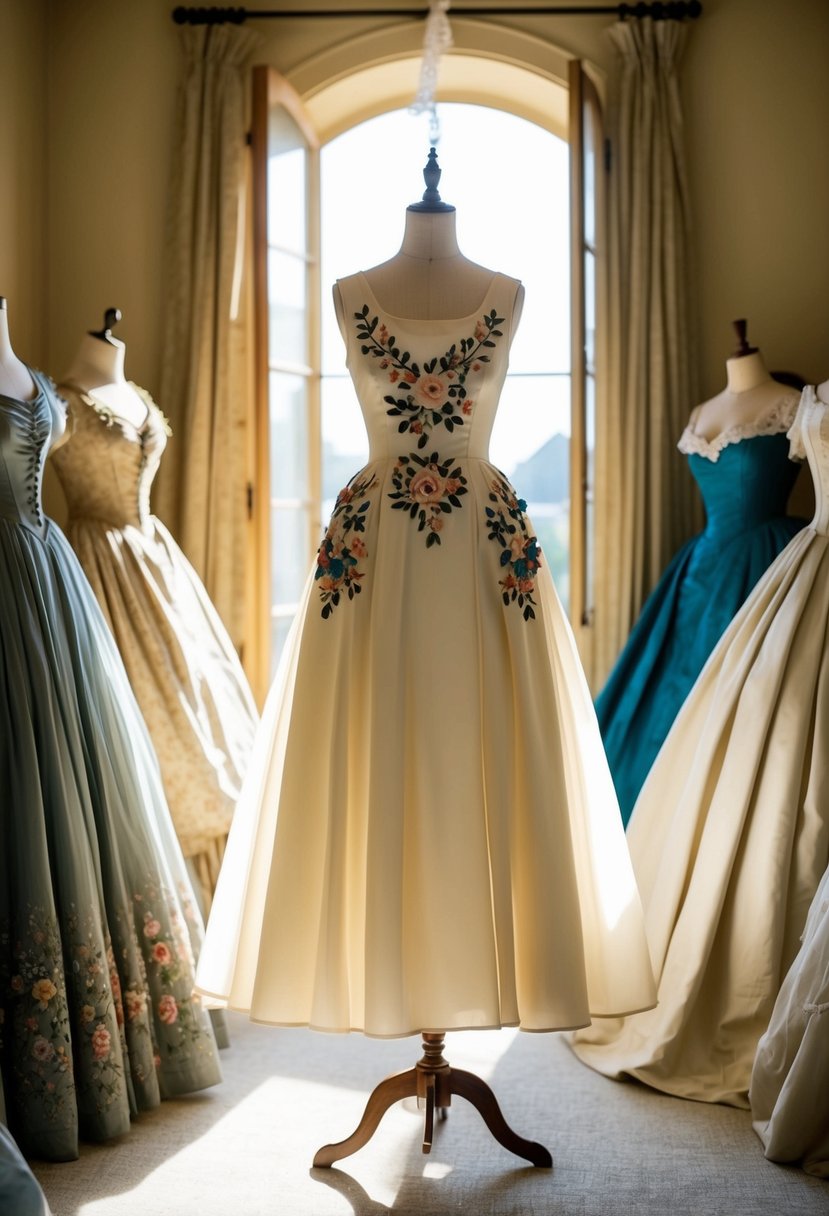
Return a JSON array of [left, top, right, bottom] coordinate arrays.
[[196, 272, 655, 1038], [571, 385, 829, 1106]]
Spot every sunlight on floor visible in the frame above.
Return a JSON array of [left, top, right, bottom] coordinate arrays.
[[73, 1019, 521, 1215]]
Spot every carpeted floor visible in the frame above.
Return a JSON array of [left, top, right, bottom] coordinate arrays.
[[31, 1012, 827, 1216]]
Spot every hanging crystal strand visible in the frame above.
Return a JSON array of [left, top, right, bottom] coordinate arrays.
[[409, 0, 453, 145]]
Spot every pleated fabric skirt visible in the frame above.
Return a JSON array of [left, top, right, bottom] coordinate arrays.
[[572, 526, 829, 1106], [197, 456, 656, 1038], [0, 519, 220, 1161]]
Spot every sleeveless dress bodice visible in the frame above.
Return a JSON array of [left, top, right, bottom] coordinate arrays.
[[49, 385, 166, 531], [345, 271, 513, 466], [0, 372, 66, 536], [688, 434, 800, 538]]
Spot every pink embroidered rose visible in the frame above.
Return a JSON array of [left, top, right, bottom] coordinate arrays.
[[32, 1036, 54, 1062], [462, 399, 475, 416], [403, 371, 417, 384], [80, 1004, 96, 1025], [413, 374, 447, 407], [411, 421, 423, 434], [502, 572, 517, 590], [377, 324, 389, 344], [158, 994, 178, 1025], [389, 369, 400, 383], [351, 537, 367, 558], [152, 942, 172, 966], [319, 576, 338, 593], [32, 979, 57, 1008], [518, 577, 535, 594], [445, 478, 461, 495], [143, 917, 161, 939], [337, 486, 353, 505], [409, 469, 446, 506], [474, 320, 487, 341], [472, 361, 482, 372], [379, 358, 389, 369], [91, 1024, 111, 1061], [429, 516, 444, 533], [125, 989, 147, 1021]]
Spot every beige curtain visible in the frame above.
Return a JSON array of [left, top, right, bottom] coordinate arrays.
[[156, 24, 260, 650], [593, 17, 699, 687]]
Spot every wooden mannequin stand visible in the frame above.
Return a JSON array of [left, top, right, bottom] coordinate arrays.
[[312, 1032, 553, 1169]]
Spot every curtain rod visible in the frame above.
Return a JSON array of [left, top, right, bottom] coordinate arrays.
[[172, 3, 703, 24]]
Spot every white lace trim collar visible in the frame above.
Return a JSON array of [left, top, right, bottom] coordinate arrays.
[[677, 394, 799, 463]]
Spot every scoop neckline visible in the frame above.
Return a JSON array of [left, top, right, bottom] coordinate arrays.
[[357, 270, 500, 325]]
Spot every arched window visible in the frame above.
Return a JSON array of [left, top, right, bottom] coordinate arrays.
[[249, 52, 603, 696]]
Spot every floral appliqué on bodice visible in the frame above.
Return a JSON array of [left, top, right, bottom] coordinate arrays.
[[354, 305, 505, 447], [315, 297, 537, 621]]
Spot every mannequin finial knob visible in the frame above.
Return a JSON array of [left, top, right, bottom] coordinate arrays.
[[89, 307, 122, 345], [407, 146, 456, 214], [732, 318, 757, 358]]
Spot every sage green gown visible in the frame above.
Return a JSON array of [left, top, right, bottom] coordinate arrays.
[[0, 370, 220, 1162]]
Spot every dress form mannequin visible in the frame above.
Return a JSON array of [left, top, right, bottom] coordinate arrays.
[[333, 148, 525, 332], [60, 309, 148, 429], [693, 319, 799, 440], [0, 298, 37, 401], [317, 151, 548, 1173]]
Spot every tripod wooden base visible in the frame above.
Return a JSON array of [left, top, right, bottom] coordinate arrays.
[[312, 1032, 552, 1170]]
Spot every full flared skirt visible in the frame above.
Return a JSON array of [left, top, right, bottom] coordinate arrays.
[[750, 862, 829, 1176], [596, 516, 805, 824], [65, 515, 258, 866], [571, 526, 829, 1106], [0, 519, 220, 1161], [196, 456, 656, 1038]]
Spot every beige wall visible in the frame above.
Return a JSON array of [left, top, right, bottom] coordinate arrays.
[[3, 0, 827, 517], [684, 0, 829, 396], [39, 0, 829, 400], [0, 0, 48, 368], [46, 0, 179, 389]]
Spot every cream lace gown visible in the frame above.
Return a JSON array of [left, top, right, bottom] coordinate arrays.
[[750, 859, 829, 1176], [49, 385, 259, 907], [571, 385, 829, 1107], [195, 272, 655, 1037]]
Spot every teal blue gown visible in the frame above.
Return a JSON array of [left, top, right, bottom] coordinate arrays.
[[0, 370, 221, 1161], [597, 415, 806, 826]]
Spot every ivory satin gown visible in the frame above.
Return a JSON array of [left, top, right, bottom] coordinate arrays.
[[571, 385, 829, 1107], [750, 858, 829, 1176], [196, 271, 656, 1037]]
